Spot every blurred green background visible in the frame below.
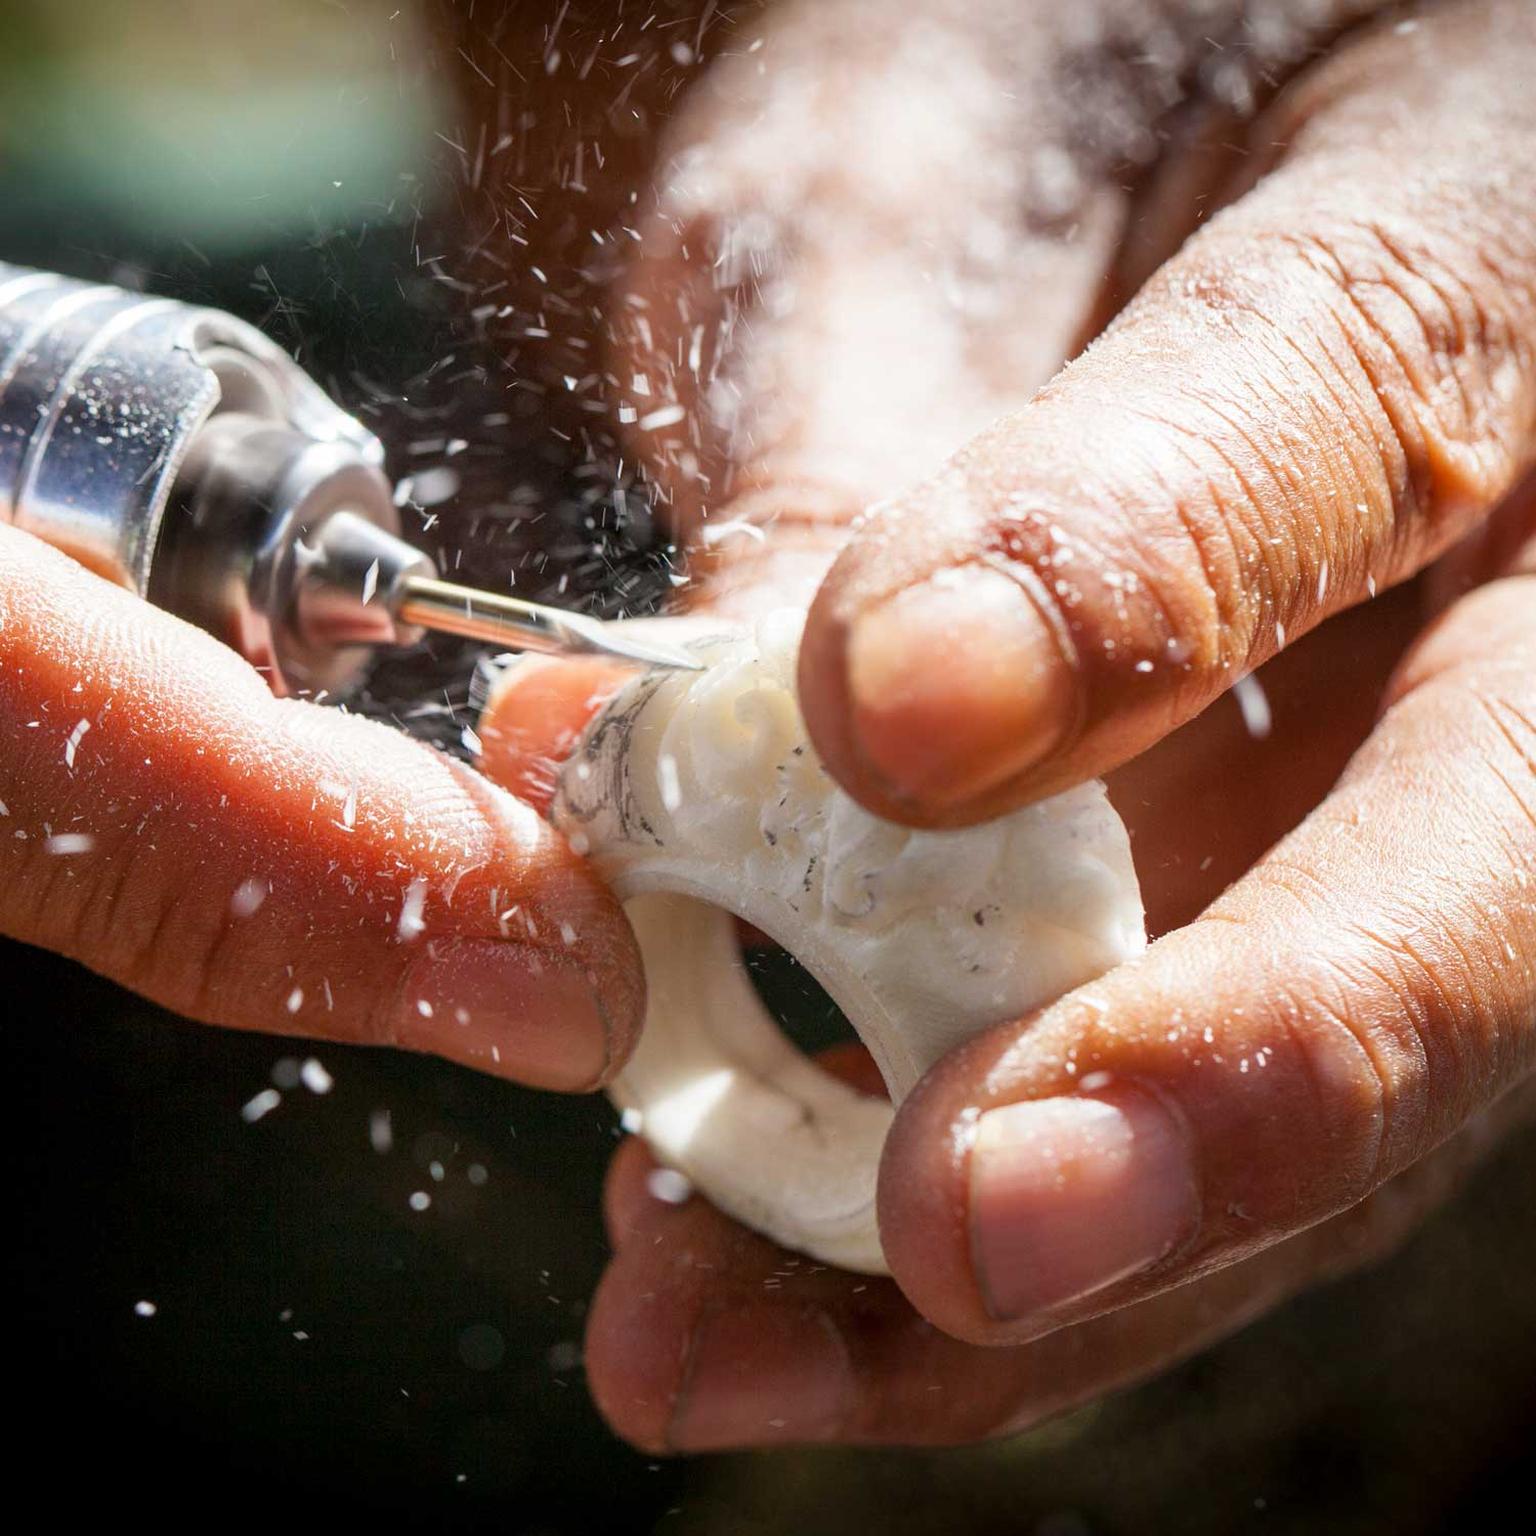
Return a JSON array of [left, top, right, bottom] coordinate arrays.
[[3, 3, 1535, 1532]]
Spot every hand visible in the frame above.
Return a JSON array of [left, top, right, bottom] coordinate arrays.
[[0, 524, 642, 1093], [481, 0, 1536, 1447]]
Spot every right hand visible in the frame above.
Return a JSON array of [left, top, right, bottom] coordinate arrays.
[[0, 523, 643, 1092]]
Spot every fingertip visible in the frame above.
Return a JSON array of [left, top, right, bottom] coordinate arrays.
[[875, 1038, 1005, 1344], [477, 655, 629, 814], [585, 1242, 696, 1455], [801, 556, 1080, 827], [603, 1135, 664, 1249]]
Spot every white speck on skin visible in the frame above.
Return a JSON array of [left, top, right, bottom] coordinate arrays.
[[230, 877, 269, 918], [699, 517, 767, 548], [416, 999, 434, 1018], [242, 1088, 281, 1123], [286, 986, 304, 1014], [45, 832, 95, 856], [64, 718, 90, 768], [647, 1168, 693, 1205], [398, 877, 428, 940]]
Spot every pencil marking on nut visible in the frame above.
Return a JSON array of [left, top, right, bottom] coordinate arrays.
[[552, 611, 1146, 1273]]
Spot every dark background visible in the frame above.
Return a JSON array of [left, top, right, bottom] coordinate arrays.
[[3, 2, 1535, 1530]]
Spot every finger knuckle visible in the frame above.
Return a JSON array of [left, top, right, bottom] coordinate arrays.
[[1276, 215, 1521, 538]]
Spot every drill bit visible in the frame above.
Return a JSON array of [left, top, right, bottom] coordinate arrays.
[[396, 574, 704, 672]]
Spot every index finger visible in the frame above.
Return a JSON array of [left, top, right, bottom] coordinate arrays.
[[800, 0, 1536, 827]]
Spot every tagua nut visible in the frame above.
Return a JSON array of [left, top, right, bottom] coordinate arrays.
[[552, 610, 1146, 1273]]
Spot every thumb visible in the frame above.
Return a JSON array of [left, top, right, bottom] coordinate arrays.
[[800, 0, 1536, 826], [877, 569, 1536, 1344], [0, 524, 642, 1090]]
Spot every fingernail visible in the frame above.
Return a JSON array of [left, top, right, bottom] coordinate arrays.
[[846, 566, 1074, 813], [395, 939, 610, 1091], [668, 1303, 853, 1451], [969, 1091, 1199, 1324]]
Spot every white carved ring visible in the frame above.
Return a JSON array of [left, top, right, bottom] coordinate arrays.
[[552, 610, 1145, 1274]]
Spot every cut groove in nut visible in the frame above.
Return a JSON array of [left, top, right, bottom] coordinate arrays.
[[552, 610, 1145, 1273]]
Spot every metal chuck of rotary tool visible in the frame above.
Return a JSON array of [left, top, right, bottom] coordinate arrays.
[[0, 261, 697, 698]]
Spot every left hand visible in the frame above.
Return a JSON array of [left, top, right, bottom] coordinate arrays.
[[478, 0, 1536, 1450], [480, 577, 1536, 1451]]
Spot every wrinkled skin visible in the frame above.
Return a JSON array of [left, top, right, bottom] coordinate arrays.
[[10, 0, 1536, 1457], [479, 0, 1536, 1451]]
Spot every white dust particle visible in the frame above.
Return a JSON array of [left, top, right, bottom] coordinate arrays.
[[271, 1057, 302, 1089], [408, 1191, 432, 1212], [1232, 674, 1272, 741], [134, 1300, 157, 1318], [647, 1168, 693, 1205], [340, 784, 357, 830], [63, 718, 91, 768], [657, 754, 681, 813], [467, 1163, 488, 1187], [242, 1088, 281, 1123], [559, 922, 577, 947], [300, 1058, 334, 1095], [0, 799, 7, 815], [645, 1167, 694, 1204], [619, 1107, 644, 1135], [286, 986, 304, 1014], [637, 403, 685, 432], [429, 1160, 445, 1182], [412, 467, 459, 506], [230, 877, 269, 918], [369, 1108, 393, 1153], [45, 832, 95, 856], [361, 560, 380, 606], [398, 877, 428, 940], [416, 999, 434, 1018], [699, 517, 767, 548], [547, 1340, 582, 1373], [461, 724, 483, 756], [1078, 1071, 1114, 1092]]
